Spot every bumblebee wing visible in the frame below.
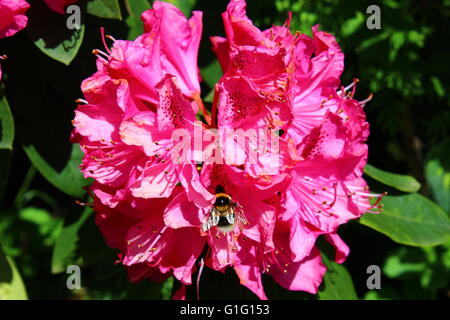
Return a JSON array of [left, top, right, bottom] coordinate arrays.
[[225, 211, 235, 225], [201, 209, 220, 232], [211, 213, 220, 226], [234, 205, 248, 225], [239, 214, 247, 225]]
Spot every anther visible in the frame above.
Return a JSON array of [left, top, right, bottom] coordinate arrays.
[[105, 35, 116, 42], [75, 98, 88, 104]]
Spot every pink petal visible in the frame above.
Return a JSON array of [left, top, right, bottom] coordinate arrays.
[[43, 0, 78, 14], [0, 0, 30, 39], [270, 247, 326, 294], [156, 75, 196, 131], [142, 1, 202, 96], [94, 203, 138, 252], [325, 233, 349, 264], [234, 263, 268, 300], [285, 167, 360, 233], [131, 161, 179, 198], [126, 263, 170, 283], [288, 216, 320, 262], [179, 163, 215, 208], [210, 36, 229, 73], [125, 216, 205, 285], [163, 191, 203, 228], [172, 284, 187, 300], [222, 0, 262, 46], [119, 111, 167, 157]]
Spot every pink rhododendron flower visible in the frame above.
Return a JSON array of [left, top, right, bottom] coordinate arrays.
[[0, 0, 29, 39], [141, 1, 203, 99], [71, 1, 211, 208], [94, 187, 206, 285], [71, 0, 379, 300], [43, 0, 78, 14]]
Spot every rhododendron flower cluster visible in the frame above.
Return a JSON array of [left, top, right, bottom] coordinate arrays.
[[71, 0, 379, 299]]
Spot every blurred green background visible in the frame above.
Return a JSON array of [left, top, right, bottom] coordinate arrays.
[[0, 0, 449, 300]]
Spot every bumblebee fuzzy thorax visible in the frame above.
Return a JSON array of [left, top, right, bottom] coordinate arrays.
[[214, 193, 232, 214], [201, 185, 248, 233]]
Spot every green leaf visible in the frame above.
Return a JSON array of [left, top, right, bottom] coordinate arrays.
[[340, 12, 364, 37], [23, 144, 91, 198], [87, 0, 122, 20], [360, 193, 450, 246], [27, 0, 85, 65], [384, 247, 428, 278], [0, 96, 13, 200], [125, 0, 152, 40], [51, 206, 93, 274], [318, 253, 357, 300], [19, 207, 63, 246], [364, 164, 421, 193], [20, 207, 52, 226], [0, 95, 14, 150], [163, 0, 197, 17], [425, 159, 450, 213], [0, 245, 28, 300], [364, 286, 401, 300], [161, 277, 174, 300], [0, 150, 12, 201], [200, 59, 222, 90]]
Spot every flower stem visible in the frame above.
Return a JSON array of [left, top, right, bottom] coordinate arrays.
[[193, 93, 211, 126]]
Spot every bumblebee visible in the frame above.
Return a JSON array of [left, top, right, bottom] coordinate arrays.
[[202, 185, 247, 233]]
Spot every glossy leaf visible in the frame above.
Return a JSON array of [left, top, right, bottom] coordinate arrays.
[[0, 245, 28, 300], [200, 59, 222, 90], [318, 253, 357, 300], [364, 164, 421, 193], [27, 0, 85, 65], [0, 96, 14, 150], [425, 159, 450, 213], [360, 193, 450, 246], [23, 144, 90, 198], [125, 0, 151, 40], [87, 0, 122, 20], [0, 96, 14, 200], [163, 0, 197, 17]]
